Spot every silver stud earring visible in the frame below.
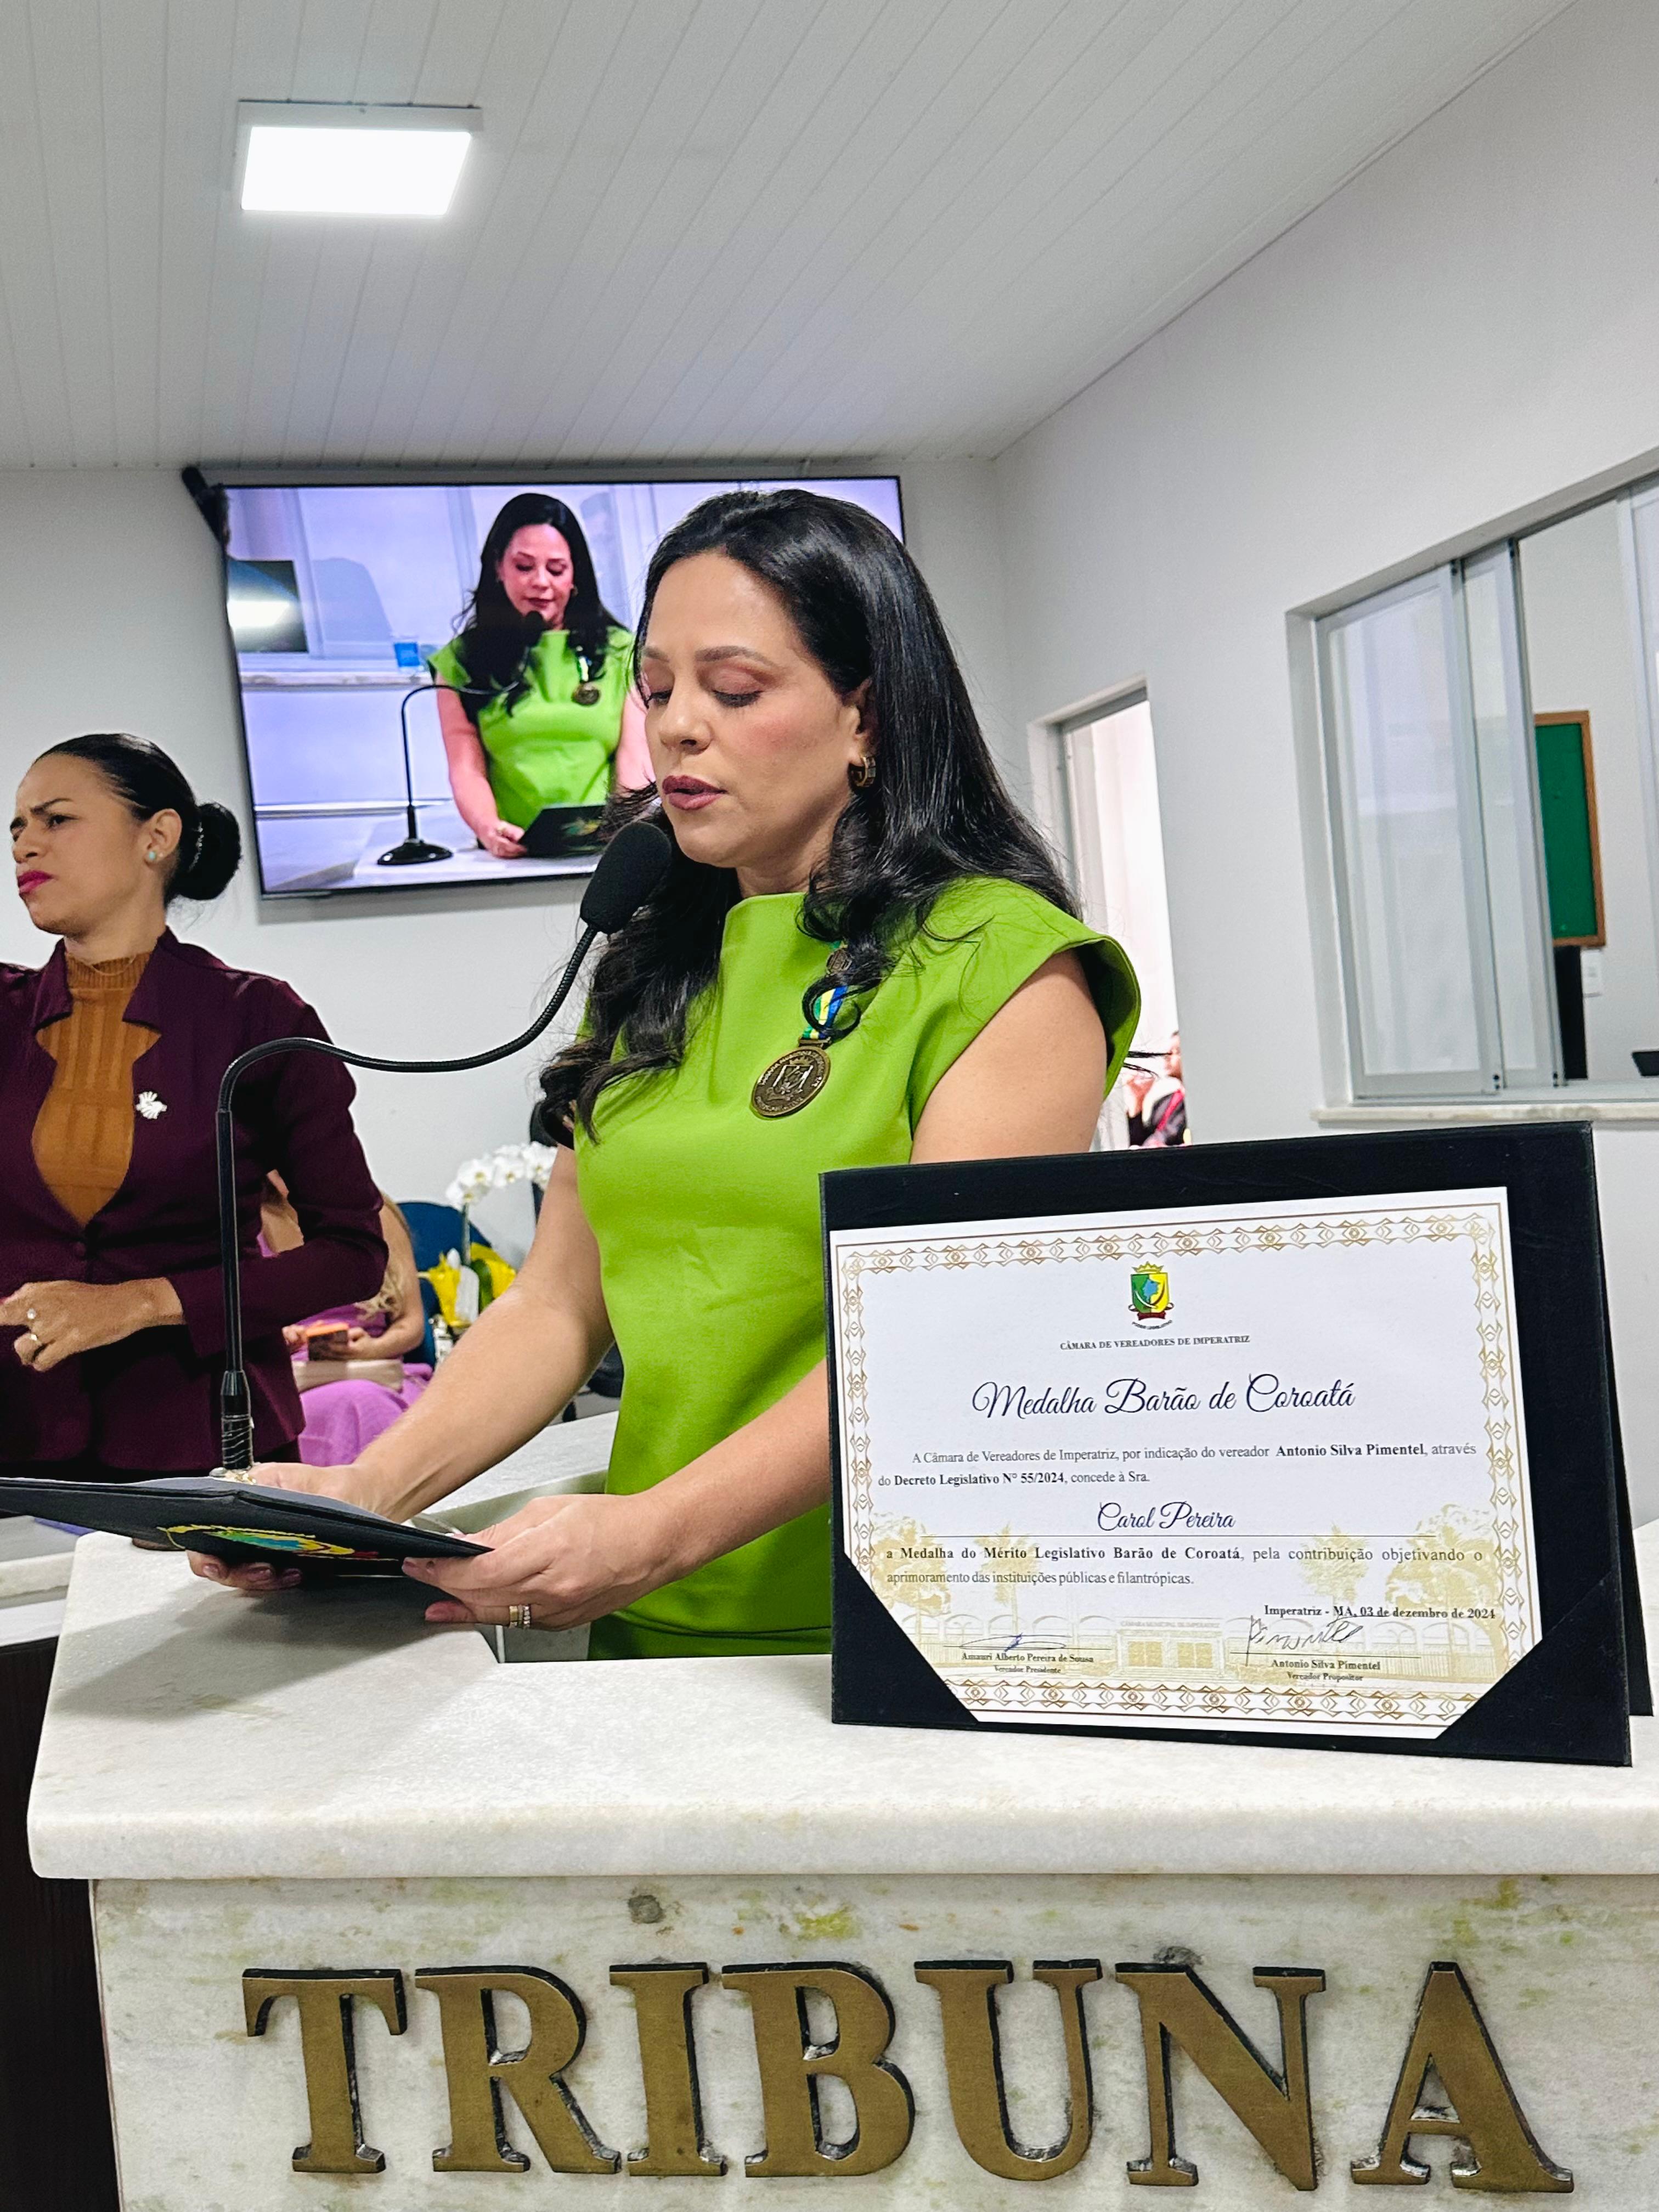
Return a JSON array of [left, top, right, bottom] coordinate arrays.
[[146, 849, 157, 862]]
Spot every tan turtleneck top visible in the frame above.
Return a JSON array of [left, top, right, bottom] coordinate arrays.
[[32, 950, 160, 1226]]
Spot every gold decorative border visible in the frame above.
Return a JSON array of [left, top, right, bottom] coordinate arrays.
[[832, 1202, 1534, 1729]]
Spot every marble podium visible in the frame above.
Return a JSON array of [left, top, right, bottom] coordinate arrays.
[[29, 1465, 1659, 2205]]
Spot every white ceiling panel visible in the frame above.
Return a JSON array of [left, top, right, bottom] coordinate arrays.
[[0, 0, 1576, 466]]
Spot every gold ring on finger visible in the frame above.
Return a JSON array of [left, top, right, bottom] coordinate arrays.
[[507, 1602, 534, 1631]]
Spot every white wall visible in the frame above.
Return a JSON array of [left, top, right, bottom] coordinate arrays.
[[989, 0, 1659, 1513], [894, 457, 1017, 785], [0, 461, 1010, 1232]]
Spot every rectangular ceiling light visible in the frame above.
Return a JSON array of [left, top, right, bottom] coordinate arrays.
[[237, 102, 479, 217]]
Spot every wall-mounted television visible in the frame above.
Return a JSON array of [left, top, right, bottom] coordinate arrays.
[[215, 476, 904, 898]]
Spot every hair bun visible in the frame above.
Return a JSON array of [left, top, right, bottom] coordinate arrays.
[[172, 800, 242, 902]]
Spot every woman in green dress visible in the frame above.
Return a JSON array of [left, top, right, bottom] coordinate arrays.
[[203, 490, 1139, 1656], [430, 493, 652, 857]]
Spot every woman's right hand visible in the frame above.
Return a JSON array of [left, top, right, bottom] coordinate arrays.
[[465, 810, 526, 860], [437, 686, 526, 859], [187, 1460, 374, 1593]]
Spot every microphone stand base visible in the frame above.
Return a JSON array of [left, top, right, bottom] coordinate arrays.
[[377, 839, 453, 867]]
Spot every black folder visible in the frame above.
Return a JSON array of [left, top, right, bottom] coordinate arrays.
[[522, 804, 606, 860], [825, 1123, 1648, 1767], [0, 1476, 485, 1577]]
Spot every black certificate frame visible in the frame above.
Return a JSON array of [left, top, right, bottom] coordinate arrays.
[[823, 1123, 1647, 1767]]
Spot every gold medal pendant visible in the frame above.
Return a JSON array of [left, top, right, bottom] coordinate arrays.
[[752, 1043, 831, 1118], [572, 682, 602, 707]]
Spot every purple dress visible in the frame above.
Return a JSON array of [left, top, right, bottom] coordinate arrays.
[[255, 1220, 433, 1468], [295, 1306, 432, 1468]]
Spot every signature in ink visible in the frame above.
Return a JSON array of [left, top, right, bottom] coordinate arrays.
[[1243, 1613, 1365, 1665]]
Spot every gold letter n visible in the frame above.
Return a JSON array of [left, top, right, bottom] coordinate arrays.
[[1116, 1962, 1324, 2190]]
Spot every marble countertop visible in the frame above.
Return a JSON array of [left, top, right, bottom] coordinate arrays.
[[0, 1517, 80, 1650], [0, 1515, 78, 1602], [28, 1427, 1659, 1882]]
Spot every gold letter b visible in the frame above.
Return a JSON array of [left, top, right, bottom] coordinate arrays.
[[723, 1962, 914, 2177]]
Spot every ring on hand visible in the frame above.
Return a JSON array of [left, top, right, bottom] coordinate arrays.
[[24, 1309, 37, 1324], [19, 1330, 37, 1347], [507, 1602, 534, 1631]]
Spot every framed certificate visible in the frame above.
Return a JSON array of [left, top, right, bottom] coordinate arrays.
[[824, 1125, 1646, 1765]]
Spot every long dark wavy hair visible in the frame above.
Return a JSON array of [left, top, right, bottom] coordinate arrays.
[[450, 493, 622, 723], [539, 488, 1079, 1139]]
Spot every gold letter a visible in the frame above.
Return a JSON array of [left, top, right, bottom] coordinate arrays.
[[1353, 1961, 1571, 2191]]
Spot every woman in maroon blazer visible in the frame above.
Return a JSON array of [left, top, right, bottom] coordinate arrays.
[[2, 733, 386, 1475]]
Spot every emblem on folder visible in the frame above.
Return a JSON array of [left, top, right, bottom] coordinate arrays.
[[136, 1091, 167, 1120], [159, 1525, 364, 1558], [1129, 1265, 1172, 1325]]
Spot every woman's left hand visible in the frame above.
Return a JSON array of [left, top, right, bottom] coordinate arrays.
[[403, 1491, 674, 1629], [1, 1278, 182, 1373]]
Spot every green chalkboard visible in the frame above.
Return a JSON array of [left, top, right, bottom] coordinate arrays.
[[1533, 714, 1604, 946]]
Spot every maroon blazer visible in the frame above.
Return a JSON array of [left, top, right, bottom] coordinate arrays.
[[0, 930, 386, 1470]]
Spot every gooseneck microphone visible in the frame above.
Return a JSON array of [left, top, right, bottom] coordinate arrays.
[[379, 648, 540, 869], [212, 817, 673, 1472], [377, 682, 466, 869]]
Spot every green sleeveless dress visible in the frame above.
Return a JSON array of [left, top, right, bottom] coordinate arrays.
[[427, 624, 633, 820], [574, 877, 1139, 1660]]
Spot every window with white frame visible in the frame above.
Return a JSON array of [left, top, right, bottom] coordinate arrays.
[[1317, 483, 1659, 1100]]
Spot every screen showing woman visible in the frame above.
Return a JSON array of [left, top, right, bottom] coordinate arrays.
[[219, 475, 903, 898], [427, 493, 651, 857]]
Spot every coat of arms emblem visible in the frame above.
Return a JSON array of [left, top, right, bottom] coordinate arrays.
[[1129, 1264, 1172, 1325]]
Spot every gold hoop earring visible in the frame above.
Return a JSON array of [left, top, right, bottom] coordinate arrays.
[[849, 757, 876, 791]]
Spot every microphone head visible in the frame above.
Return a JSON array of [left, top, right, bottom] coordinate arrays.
[[578, 818, 673, 934], [510, 610, 546, 685]]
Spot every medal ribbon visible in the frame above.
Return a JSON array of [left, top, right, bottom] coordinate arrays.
[[800, 979, 854, 1045]]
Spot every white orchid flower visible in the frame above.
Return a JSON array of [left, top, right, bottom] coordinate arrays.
[[445, 1140, 557, 1209]]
